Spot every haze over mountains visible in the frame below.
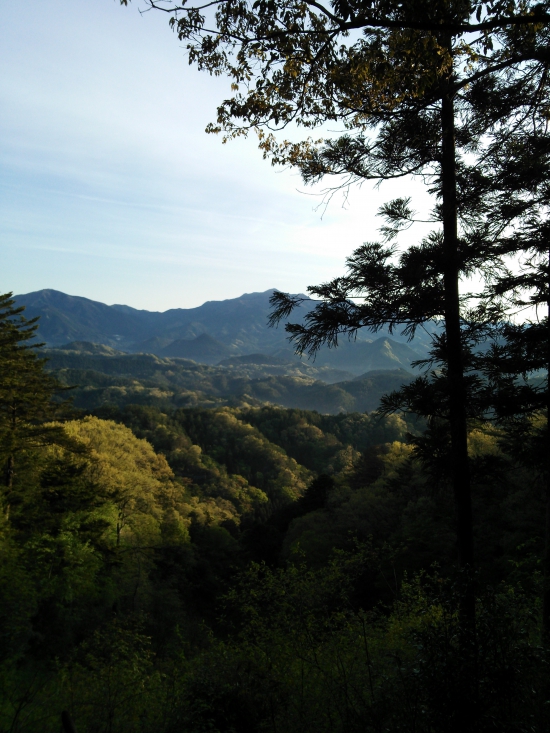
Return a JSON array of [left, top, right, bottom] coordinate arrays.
[[15, 288, 436, 375]]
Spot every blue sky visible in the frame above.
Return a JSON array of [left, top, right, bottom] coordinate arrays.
[[1, 0, 424, 311]]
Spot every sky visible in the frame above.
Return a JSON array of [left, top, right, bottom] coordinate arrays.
[[1, 0, 427, 311]]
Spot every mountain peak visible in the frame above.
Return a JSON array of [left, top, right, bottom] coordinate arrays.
[[12, 288, 431, 372]]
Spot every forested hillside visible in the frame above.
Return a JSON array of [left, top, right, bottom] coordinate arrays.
[[1, 291, 548, 732], [42, 343, 417, 414]]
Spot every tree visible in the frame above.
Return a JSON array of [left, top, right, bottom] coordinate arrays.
[[0, 293, 70, 498], [371, 76, 550, 630], [268, 68, 550, 656]]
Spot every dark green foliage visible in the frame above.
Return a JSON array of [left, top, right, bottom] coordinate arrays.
[[297, 473, 333, 514], [0, 292, 72, 492], [177, 555, 549, 733], [0, 452, 109, 662]]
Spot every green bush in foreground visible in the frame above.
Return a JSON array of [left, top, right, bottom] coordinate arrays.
[[3, 552, 545, 733]]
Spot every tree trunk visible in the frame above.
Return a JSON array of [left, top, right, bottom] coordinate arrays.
[[5, 453, 14, 491], [543, 260, 550, 640], [543, 479, 550, 640], [5, 399, 16, 490], [440, 50, 477, 732], [441, 85, 475, 620], [61, 711, 77, 733]]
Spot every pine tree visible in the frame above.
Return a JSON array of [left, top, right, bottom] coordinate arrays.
[[0, 293, 70, 497]]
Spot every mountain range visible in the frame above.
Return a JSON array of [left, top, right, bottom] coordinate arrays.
[[14, 288, 438, 375]]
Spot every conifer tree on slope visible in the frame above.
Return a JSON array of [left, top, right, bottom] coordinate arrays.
[[281, 46, 550, 632], [363, 68, 550, 630], [0, 293, 69, 500]]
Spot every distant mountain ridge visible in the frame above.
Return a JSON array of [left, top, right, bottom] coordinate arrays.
[[159, 334, 233, 363], [42, 345, 417, 414], [15, 288, 436, 375]]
